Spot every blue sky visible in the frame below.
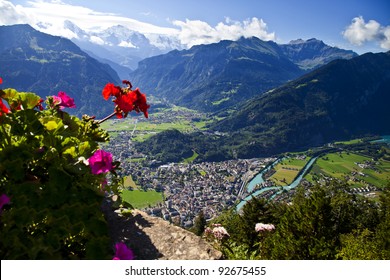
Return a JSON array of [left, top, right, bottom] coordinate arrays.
[[1, 0, 390, 53]]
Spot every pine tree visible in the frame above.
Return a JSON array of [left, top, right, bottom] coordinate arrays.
[[193, 210, 207, 236]]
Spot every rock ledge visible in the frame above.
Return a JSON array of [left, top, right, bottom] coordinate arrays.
[[104, 205, 222, 260]]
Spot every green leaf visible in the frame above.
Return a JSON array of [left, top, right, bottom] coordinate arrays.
[[63, 146, 77, 157], [46, 230, 61, 252], [18, 92, 42, 110], [85, 237, 111, 260], [1, 88, 19, 100], [2, 89, 41, 110], [86, 217, 108, 236], [39, 116, 64, 134]]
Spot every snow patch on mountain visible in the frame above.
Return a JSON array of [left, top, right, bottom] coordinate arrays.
[[31, 20, 184, 71]]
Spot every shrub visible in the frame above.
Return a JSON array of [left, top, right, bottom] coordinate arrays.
[[0, 79, 149, 259]]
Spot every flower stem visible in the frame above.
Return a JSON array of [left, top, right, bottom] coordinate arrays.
[[96, 112, 116, 124]]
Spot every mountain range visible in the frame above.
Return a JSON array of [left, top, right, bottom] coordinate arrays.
[[1, 24, 357, 117], [0, 24, 121, 118], [1, 23, 387, 162], [51, 20, 182, 75], [136, 51, 390, 162], [279, 38, 357, 70], [213, 51, 390, 157], [129, 36, 357, 112]]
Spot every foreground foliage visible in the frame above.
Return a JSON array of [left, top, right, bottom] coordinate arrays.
[[213, 181, 390, 260], [0, 79, 149, 259]]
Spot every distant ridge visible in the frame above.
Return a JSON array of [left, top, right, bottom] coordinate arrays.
[[213, 51, 390, 158], [129, 36, 357, 112], [280, 38, 357, 70], [0, 24, 121, 117], [136, 51, 390, 162]]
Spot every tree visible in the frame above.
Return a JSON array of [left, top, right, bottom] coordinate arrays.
[[192, 210, 207, 236], [337, 229, 382, 259]]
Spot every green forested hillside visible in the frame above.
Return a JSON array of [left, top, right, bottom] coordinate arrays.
[[129, 37, 355, 112], [136, 52, 390, 162], [212, 51, 390, 158], [0, 24, 121, 118]]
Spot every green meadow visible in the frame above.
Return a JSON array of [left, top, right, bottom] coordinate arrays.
[[121, 189, 163, 209], [123, 175, 139, 189], [334, 138, 363, 145], [100, 114, 210, 142], [183, 150, 199, 163], [269, 157, 309, 185], [305, 152, 390, 188]]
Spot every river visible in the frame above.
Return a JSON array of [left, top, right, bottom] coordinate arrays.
[[246, 158, 283, 193], [371, 135, 390, 144], [236, 156, 318, 211]]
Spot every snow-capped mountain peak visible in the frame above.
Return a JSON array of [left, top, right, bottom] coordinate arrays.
[[32, 20, 183, 70]]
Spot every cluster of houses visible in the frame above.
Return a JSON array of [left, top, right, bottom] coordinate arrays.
[[105, 136, 275, 228], [103, 111, 387, 229], [133, 159, 270, 228]]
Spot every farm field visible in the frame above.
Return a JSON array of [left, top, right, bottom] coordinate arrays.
[[334, 138, 364, 145], [304, 152, 390, 188], [123, 175, 139, 189], [99, 106, 211, 142], [121, 189, 164, 209], [269, 157, 309, 185]]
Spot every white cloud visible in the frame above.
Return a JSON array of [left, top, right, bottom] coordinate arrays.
[[0, 0, 31, 25], [0, 1, 276, 49], [173, 17, 275, 48], [0, 0, 177, 35], [343, 16, 390, 50], [381, 26, 390, 49]]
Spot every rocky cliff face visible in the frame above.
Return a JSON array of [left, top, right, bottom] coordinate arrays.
[[280, 38, 357, 70], [103, 203, 222, 260]]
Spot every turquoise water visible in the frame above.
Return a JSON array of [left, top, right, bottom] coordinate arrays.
[[236, 156, 318, 211], [246, 158, 282, 193], [372, 135, 390, 144]]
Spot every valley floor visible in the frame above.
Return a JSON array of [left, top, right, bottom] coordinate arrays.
[[103, 113, 390, 228]]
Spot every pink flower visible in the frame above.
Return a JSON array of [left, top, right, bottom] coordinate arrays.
[[204, 227, 212, 236], [52, 95, 62, 106], [88, 150, 113, 175], [212, 226, 230, 240], [0, 194, 10, 213], [57, 91, 76, 108], [204, 224, 230, 241], [255, 223, 275, 232], [113, 242, 134, 260]]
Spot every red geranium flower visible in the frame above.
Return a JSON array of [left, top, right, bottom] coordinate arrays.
[[122, 80, 132, 88], [132, 88, 150, 118], [0, 99, 9, 116], [0, 77, 10, 116], [36, 98, 44, 111], [113, 88, 150, 118], [115, 91, 137, 114], [101, 81, 150, 120], [102, 83, 121, 100]]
